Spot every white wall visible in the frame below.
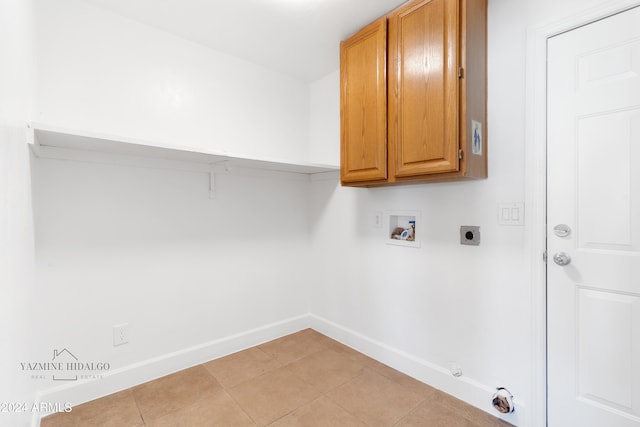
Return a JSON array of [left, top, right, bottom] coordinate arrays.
[[0, 139, 36, 427], [8, 0, 318, 419], [308, 176, 530, 425], [32, 156, 312, 349], [8, 0, 631, 425], [308, 70, 340, 166], [0, 0, 36, 426], [35, 0, 312, 165], [307, 5, 531, 421], [28, 153, 313, 403], [306, 0, 634, 426]]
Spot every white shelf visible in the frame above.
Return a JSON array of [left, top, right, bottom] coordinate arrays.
[[30, 123, 339, 175]]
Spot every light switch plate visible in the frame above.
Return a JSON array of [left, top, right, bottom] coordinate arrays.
[[498, 203, 524, 226]]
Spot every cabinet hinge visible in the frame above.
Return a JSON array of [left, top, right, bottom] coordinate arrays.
[[458, 149, 463, 160], [543, 251, 548, 263], [458, 67, 464, 79]]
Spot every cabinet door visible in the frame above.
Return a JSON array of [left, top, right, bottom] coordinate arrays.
[[389, 0, 460, 178], [340, 18, 387, 183]]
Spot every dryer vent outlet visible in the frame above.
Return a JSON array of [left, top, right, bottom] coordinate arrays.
[[460, 226, 480, 246]]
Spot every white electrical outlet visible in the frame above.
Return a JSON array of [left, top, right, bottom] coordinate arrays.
[[113, 323, 129, 347]]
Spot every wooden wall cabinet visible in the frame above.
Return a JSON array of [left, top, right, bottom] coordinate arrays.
[[340, 0, 487, 186]]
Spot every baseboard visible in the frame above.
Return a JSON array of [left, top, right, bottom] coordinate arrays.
[[32, 314, 311, 427], [33, 313, 525, 426], [308, 314, 525, 426]]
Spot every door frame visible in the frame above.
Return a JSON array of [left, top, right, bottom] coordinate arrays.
[[525, 1, 640, 425]]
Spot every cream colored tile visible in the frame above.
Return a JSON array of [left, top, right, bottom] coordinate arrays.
[[327, 369, 424, 427], [394, 401, 476, 427], [317, 337, 358, 354], [325, 344, 440, 400], [40, 413, 75, 427], [325, 344, 391, 372], [365, 362, 441, 400], [285, 348, 364, 393], [227, 366, 321, 426], [258, 329, 329, 365], [132, 365, 222, 422], [269, 396, 366, 427], [436, 394, 513, 427], [144, 389, 255, 427], [42, 330, 507, 427], [204, 347, 281, 388], [296, 329, 345, 348], [41, 390, 143, 427]]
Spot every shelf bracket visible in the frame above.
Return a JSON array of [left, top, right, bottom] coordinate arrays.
[[209, 169, 216, 199]]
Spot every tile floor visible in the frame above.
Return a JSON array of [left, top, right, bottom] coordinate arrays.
[[41, 329, 512, 427]]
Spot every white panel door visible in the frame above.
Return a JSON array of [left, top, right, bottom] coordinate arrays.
[[547, 6, 640, 427]]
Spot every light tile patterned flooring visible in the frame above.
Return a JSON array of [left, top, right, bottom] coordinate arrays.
[[42, 329, 512, 427]]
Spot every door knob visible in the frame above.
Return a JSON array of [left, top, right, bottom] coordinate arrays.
[[553, 252, 571, 266]]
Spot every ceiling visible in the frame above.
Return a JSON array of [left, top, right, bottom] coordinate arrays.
[[81, 0, 408, 82]]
